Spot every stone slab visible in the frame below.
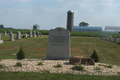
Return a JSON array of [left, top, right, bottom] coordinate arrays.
[[47, 27, 70, 60]]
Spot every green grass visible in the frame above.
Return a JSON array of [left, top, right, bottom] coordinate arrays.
[[0, 64, 5, 68], [71, 64, 85, 71], [105, 64, 113, 68], [94, 67, 101, 71], [0, 71, 120, 80], [53, 64, 63, 68], [0, 31, 120, 79], [37, 62, 43, 66], [14, 62, 23, 67]]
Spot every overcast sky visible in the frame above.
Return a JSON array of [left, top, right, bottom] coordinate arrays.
[[0, 0, 120, 30]]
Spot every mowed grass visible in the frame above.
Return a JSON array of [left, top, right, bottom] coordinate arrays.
[[0, 33, 120, 79], [0, 33, 120, 65], [0, 71, 120, 80]]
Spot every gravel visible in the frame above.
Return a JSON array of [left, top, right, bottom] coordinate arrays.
[[0, 59, 120, 75]]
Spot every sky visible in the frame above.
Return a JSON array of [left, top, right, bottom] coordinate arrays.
[[0, 0, 120, 30]]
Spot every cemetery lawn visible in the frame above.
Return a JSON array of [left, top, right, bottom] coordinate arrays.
[[0, 71, 120, 80], [0, 33, 120, 65], [0, 33, 120, 79]]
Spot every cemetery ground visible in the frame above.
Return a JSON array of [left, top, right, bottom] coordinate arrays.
[[0, 33, 120, 80]]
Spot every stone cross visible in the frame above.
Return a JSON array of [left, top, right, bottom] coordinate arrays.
[[58, 28, 62, 35]]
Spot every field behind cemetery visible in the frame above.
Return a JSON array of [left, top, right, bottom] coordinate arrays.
[[0, 31, 120, 79]]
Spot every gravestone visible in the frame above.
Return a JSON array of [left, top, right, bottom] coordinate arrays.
[[29, 30, 32, 37], [113, 36, 116, 42], [16, 31, 21, 39], [100, 34, 103, 39], [4, 31, 7, 36], [105, 35, 108, 40], [33, 31, 36, 37], [109, 35, 112, 41], [0, 34, 3, 44], [40, 33, 42, 37], [47, 27, 70, 59], [25, 33, 27, 38], [37, 32, 40, 37], [9, 31, 12, 35], [9, 33, 15, 41]]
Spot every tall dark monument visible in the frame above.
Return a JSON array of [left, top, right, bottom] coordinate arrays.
[[67, 10, 74, 31]]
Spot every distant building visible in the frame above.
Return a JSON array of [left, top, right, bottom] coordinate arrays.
[[0, 24, 4, 28], [73, 26, 102, 33], [33, 24, 40, 30], [105, 26, 120, 31]]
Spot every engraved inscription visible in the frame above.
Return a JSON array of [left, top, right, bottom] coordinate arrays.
[[51, 44, 67, 46], [50, 36, 67, 43]]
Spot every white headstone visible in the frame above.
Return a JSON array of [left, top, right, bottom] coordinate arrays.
[[4, 31, 7, 36], [105, 35, 108, 40], [25, 33, 27, 38], [9, 33, 15, 41], [113, 36, 116, 42], [37, 32, 40, 37], [16, 31, 21, 39], [109, 35, 112, 41], [40, 33, 42, 37], [100, 34, 103, 39], [29, 30, 32, 37], [9, 31, 12, 35], [47, 27, 70, 59], [33, 31, 36, 37], [0, 34, 3, 44]]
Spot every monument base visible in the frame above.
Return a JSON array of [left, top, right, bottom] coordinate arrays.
[[0, 40, 3, 44]]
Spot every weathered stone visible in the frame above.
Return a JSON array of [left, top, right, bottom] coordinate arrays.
[[47, 27, 70, 60], [69, 56, 95, 65], [69, 56, 83, 65]]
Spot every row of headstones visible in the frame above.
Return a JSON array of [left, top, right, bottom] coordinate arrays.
[[2, 31, 42, 41], [100, 34, 120, 43]]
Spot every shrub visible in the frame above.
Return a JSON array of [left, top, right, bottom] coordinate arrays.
[[90, 50, 99, 62], [15, 62, 22, 67], [17, 47, 25, 60], [95, 67, 101, 70], [0, 64, 5, 68], [105, 64, 113, 68], [37, 62, 43, 66], [72, 64, 85, 71], [53, 64, 63, 68]]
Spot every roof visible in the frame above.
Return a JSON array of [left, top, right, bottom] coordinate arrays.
[[73, 26, 102, 30], [68, 10, 74, 13], [33, 24, 39, 26], [105, 26, 120, 31]]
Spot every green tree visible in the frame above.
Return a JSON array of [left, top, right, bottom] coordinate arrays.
[[90, 50, 99, 62], [17, 47, 25, 60], [79, 22, 89, 26]]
